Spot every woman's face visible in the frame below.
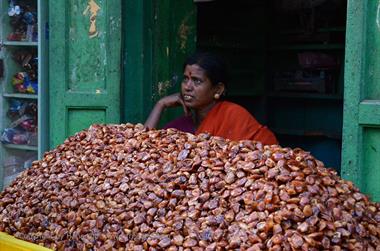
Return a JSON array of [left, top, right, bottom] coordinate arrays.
[[181, 64, 223, 110]]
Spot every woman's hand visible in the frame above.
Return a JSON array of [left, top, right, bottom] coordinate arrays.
[[144, 93, 190, 129], [157, 93, 190, 115]]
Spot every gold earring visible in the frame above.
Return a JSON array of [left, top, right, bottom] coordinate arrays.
[[214, 93, 220, 99]]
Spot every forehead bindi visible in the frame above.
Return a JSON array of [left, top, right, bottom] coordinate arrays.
[[185, 64, 205, 78]]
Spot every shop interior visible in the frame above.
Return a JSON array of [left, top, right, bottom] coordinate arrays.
[[196, 0, 347, 172]]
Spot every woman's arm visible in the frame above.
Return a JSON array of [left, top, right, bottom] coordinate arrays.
[[144, 93, 189, 129], [144, 100, 165, 129]]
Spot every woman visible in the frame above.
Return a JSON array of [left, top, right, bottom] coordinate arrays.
[[144, 52, 278, 145]]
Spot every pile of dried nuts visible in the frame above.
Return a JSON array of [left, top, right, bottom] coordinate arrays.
[[0, 123, 379, 250]]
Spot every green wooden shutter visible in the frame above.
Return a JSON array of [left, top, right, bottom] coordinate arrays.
[[123, 0, 196, 125], [49, 0, 121, 148], [342, 1, 380, 201], [152, 0, 197, 125]]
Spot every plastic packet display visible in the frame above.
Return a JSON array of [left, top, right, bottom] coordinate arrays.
[[9, 115, 37, 132], [2, 98, 38, 145], [3, 153, 37, 187], [7, 0, 38, 42], [7, 99, 37, 118], [12, 72, 38, 94], [0, 128, 30, 145]]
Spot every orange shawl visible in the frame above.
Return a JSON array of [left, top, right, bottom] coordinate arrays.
[[196, 101, 278, 145]]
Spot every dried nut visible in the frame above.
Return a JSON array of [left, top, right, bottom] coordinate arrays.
[[158, 237, 171, 248], [173, 235, 184, 246], [297, 222, 309, 233], [225, 172, 236, 184], [96, 200, 105, 209], [290, 234, 304, 248], [303, 205, 313, 217], [183, 238, 197, 248]]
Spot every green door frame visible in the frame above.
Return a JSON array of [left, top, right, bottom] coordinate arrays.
[[342, 0, 380, 201], [122, 1, 196, 125], [122, 1, 154, 124]]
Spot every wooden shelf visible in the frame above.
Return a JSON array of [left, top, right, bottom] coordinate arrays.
[[267, 92, 343, 100], [269, 43, 344, 51], [227, 91, 263, 97], [3, 41, 38, 46], [318, 27, 346, 32], [3, 144, 38, 151], [272, 128, 342, 140], [3, 93, 38, 99], [0, 0, 47, 190], [279, 27, 345, 35], [231, 69, 256, 75], [198, 41, 257, 50]]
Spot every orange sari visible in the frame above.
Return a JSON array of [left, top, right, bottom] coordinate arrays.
[[196, 101, 278, 145]]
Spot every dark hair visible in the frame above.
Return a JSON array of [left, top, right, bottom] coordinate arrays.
[[183, 52, 229, 88]]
